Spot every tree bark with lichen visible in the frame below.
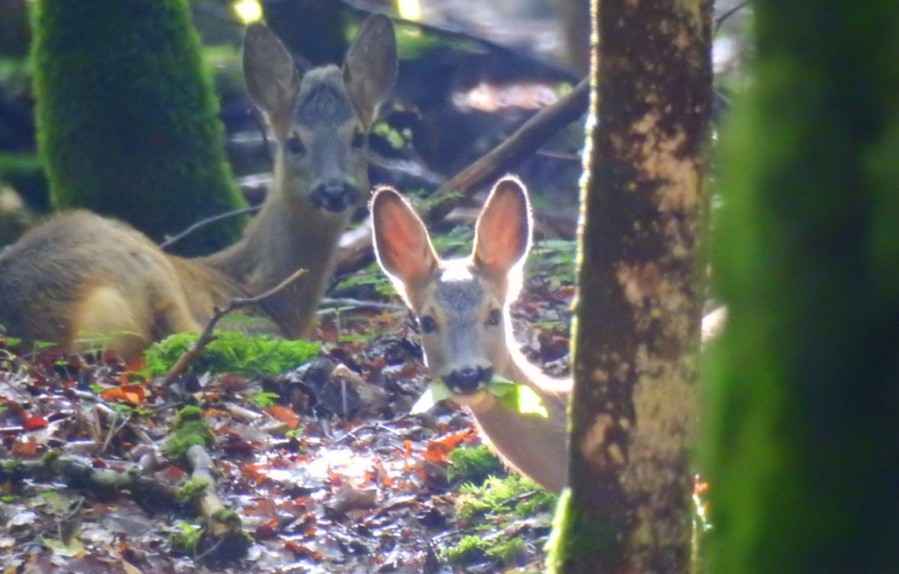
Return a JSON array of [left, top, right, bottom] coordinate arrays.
[[547, 0, 711, 571]]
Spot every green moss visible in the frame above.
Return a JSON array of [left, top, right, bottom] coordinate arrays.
[[702, 3, 899, 573], [164, 406, 215, 462], [442, 534, 528, 567], [31, 0, 247, 255], [171, 518, 251, 560], [170, 522, 203, 553], [546, 489, 618, 572], [178, 477, 212, 504], [456, 474, 557, 520], [144, 331, 320, 377], [442, 534, 489, 564], [447, 445, 504, 484]]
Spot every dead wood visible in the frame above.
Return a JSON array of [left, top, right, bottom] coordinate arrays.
[[423, 77, 589, 223], [335, 78, 589, 275]]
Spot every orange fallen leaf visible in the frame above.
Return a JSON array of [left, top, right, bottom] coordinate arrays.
[[22, 413, 48, 431], [268, 405, 301, 429], [99, 384, 147, 406], [424, 429, 474, 463]]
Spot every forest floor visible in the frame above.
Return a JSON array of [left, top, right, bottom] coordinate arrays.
[[0, 235, 575, 574]]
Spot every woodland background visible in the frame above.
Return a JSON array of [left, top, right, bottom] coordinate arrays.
[[5, 1, 892, 573]]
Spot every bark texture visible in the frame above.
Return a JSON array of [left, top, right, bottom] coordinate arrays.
[[548, 0, 712, 571], [704, 2, 899, 572]]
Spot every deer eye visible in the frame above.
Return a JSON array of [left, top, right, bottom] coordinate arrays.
[[420, 315, 438, 333], [486, 309, 502, 327], [351, 130, 366, 149], [286, 135, 306, 156]]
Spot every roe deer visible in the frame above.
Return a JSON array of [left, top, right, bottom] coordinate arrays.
[[372, 176, 572, 491], [0, 15, 398, 358], [373, 177, 725, 492]]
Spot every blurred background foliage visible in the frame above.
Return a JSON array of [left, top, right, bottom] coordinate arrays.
[[0, 0, 752, 248]]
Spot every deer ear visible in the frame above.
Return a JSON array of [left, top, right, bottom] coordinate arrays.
[[343, 14, 398, 126], [371, 187, 438, 296], [243, 24, 300, 124], [473, 176, 532, 275]]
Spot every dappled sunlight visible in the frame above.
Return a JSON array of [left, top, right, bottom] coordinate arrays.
[[232, 0, 263, 24]]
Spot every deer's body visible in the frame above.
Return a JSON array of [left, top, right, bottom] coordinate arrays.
[[372, 176, 571, 491], [0, 16, 397, 357]]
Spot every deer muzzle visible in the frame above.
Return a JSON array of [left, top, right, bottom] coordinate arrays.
[[443, 365, 494, 394], [311, 180, 360, 213]]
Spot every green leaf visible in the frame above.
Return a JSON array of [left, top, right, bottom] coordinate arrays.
[[410, 381, 453, 414], [40, 535, 85, 557], [487, 376, 548, 418]]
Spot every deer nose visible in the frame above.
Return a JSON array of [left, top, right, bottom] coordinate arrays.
[[443, 366, 494, 394], [311, 180, 359, 213]]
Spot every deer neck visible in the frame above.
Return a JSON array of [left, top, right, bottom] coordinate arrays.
[[198, 161, 355, 338], [496, 311, 573, 396]]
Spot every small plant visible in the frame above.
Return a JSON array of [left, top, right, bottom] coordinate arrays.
[[163, 406, 215, 462], [527, 238, 576, 287], [144, 331, 320, 377], [456, 474, 557, 521], [447, 445, 504, 484], [170, 521, 203, 554], [441, 533, 528, 567], [442, 534, 489, 563], [251, 390, 280, 409], [332, 261, 395, 298]]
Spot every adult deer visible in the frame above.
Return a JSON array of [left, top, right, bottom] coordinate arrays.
[[0, 15, 398, 358]]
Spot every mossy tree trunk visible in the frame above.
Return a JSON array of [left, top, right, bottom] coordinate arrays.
[[703, 2, 899, 572], [32, 0, 246, 255], [548, 0, 711, 571]]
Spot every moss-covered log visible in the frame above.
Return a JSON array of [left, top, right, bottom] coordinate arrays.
[[703, 2, 899, 573], [32, 0, 246, 255], [548, 0, 712, 571]]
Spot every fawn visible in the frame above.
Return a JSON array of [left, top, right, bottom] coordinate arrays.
[[374, 177, 725, 492], [0, 15, 398, 358], [372, 176, 572, 491]]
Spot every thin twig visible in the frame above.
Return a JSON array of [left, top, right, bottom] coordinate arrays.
[[163, 268, 308, 384], [715, 0, 752, 34], [319, 298, 408, 313], [159, 205, 260, 251]]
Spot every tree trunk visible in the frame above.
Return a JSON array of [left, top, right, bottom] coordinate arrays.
[[703, 2, 899, 572], [32, 0, 246, 255], [548, 0, 711, 571]]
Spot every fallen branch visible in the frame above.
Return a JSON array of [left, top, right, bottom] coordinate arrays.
[[424, 78, 589, 223], [163, 268, 308, 384], [336, 79, 590, 275], [0, 453, 181, 509], [164, 406, 248, 559]]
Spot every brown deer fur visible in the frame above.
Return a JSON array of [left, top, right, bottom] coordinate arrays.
[[0, 16, 397, 357]]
